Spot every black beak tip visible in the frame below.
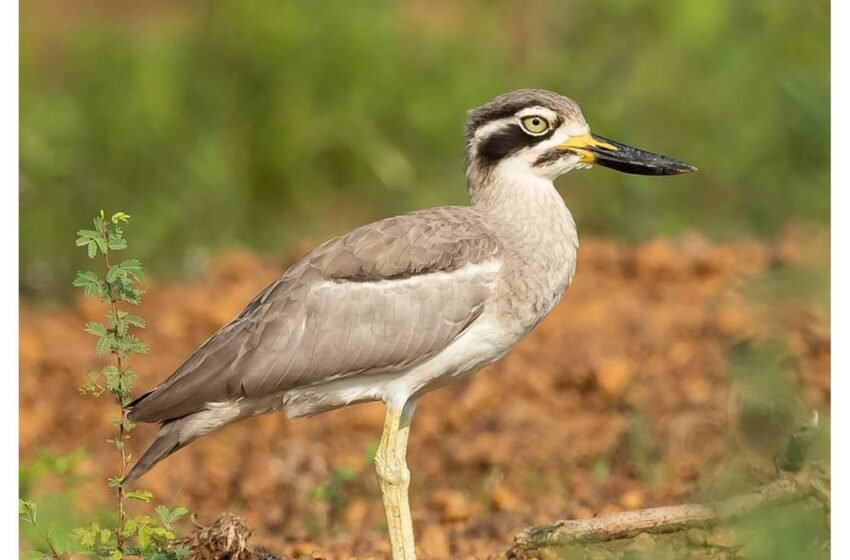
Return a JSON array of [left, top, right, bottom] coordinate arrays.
[[672, 162, 698, 175], [646, 155, 697, 176], [586, 134, 697, 176]]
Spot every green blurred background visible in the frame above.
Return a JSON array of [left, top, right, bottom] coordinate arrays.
[[20, 0, 829, 300]]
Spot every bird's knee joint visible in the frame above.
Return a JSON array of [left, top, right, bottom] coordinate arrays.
[[375, 457, 410, 486]]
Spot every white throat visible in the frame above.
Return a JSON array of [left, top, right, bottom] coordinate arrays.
[[469, 151, 583, 210]]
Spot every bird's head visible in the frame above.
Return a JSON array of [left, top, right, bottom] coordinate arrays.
[[464, 89, 695, 194]]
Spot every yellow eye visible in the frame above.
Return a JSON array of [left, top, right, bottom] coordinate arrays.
[[520, 115, 550, 135]]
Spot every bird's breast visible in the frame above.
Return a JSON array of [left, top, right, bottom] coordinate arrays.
[[493, 191, 579, 333]]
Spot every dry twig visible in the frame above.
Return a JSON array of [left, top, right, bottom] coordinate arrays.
[[508, 475, 828, 558]]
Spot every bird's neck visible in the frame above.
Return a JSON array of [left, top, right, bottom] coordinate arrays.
[[469, 166, 580, 330], [468, 165, 574, 233], [469, 165, 578, 267]]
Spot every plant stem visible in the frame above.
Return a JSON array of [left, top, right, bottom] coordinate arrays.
[[102, 249, 128, 550], [25, 512, 64, 559]]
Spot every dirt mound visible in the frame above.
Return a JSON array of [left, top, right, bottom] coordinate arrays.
[[19, 231, 829, 559]]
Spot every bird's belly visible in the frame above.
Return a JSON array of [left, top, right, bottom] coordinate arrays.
[[281, 314, 519, 417], [387, 314, 519, 404]]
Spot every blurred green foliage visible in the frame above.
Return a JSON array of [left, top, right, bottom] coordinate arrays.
[[20, 0, 829, 299], [19, 449, 89, 555]]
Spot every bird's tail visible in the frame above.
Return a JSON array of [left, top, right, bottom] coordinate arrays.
[[123, 402, 247, 484], [122, 419, 187, 484]]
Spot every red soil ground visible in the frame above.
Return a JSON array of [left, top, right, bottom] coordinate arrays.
[[20, 230, 829, 559]]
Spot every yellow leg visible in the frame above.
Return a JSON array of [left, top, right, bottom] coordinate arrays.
[[375, 401, 417, 560]]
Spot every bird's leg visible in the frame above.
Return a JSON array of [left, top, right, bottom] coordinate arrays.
[[375, 400, 417, 560]]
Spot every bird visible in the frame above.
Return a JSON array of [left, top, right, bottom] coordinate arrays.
[[123, 89, 695, 559]]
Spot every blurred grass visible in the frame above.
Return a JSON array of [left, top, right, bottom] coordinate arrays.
[[733, 500, 829, 560], [20, 0, 829, 300], [19, 449, 90, 556]]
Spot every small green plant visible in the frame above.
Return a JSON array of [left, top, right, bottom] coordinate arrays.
[[20, 211, 189, 559], [74, 210, 147, 540], [19, 500, 62, 560]]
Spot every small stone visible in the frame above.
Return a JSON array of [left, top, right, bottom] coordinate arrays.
[[292, 541, 322, 557], [619, 488, 645, 510], [488, 484, 520, 512], [594, 357, 634, 398], [715, 303, 757, 340]]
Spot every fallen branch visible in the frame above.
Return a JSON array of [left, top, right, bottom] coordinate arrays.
[[509, 475, 826, 557]]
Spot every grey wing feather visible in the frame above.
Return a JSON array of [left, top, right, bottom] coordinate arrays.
[[128, 207, 501, 423]]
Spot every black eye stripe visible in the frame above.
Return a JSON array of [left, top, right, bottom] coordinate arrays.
[[533, 148, 565, 167], [477, 124, 555, 166]]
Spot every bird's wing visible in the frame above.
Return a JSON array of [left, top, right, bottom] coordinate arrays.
[[128, 207, 502, 423]]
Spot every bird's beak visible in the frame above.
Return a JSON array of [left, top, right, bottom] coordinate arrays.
[[559, 133, 696, 176]]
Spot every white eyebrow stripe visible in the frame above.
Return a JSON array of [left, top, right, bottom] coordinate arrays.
[[472, 117, 515, 141], [516, 106, 559, 122]]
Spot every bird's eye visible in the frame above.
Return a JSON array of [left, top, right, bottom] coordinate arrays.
[[520, 116, 550, 135]]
